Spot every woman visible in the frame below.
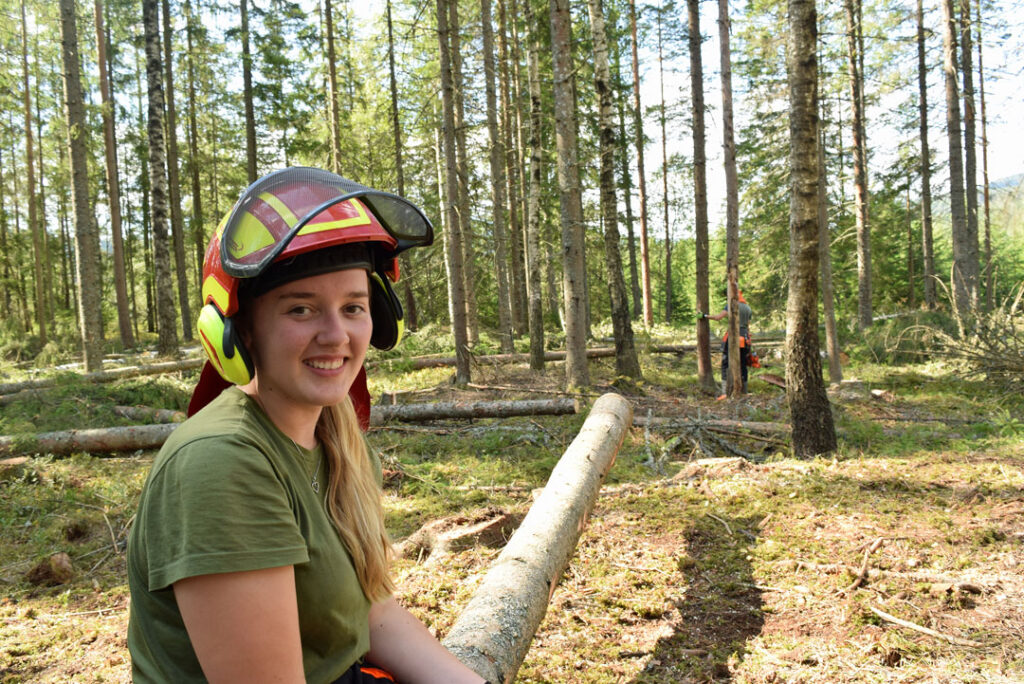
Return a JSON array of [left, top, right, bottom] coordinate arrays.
[[127, 168, 485, 684]]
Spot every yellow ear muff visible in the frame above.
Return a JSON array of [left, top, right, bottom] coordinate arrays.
[[369, 272, 404, 350], [197, 304, 255, 386]]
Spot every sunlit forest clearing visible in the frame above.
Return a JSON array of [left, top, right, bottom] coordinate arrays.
[[2, 0, 1023, 679]]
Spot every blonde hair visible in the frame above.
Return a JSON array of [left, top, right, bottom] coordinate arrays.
[[316, 398, 395, 602]]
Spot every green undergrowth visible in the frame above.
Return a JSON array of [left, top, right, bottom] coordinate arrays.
[[2, 347, 1023, 682]]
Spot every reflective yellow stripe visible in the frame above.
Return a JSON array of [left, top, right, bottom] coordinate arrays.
[[214, 211, 229, 238], [297, 199, 371, 235], [228, 210, 276, 259], [259, 191, 298, 227], [203, 275, 231, 314]]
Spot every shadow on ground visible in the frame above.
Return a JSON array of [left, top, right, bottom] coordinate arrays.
[[630, 513, 764, 683]]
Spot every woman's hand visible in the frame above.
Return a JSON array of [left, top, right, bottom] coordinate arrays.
[[174, 565, 305, 684], [366, 597, 486, 684]]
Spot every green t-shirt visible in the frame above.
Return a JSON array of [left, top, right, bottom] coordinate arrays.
[[127, 388, 376, 683]]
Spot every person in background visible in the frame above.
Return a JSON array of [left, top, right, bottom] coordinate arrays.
[[701, 285, 753, 398], [127, 167, 487, 684]]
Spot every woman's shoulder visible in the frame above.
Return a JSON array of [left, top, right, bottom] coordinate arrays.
[[150, 388, 284, 481]]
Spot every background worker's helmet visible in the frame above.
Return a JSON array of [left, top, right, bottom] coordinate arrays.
[[197, 167, 433, 387]]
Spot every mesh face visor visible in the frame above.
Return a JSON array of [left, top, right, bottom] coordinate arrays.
[[220, 167, 433, 278]]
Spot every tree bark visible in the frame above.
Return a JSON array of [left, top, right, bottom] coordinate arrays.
[[0, 424, 177, 457], [688, 0, 714, 392], [60, 0, 104, 371], [917, 0, 936, 309], [443, 394, 633, 683], [844, 0, 872, 330], [940, 0, 971, 316], [240, 0, 257, 183], [628, 0, 653, 328], [482, 0, 515, 353], [524, 0, 546, 371], [161, 0, 193, 341], [549, 0, 590, 390], [143, 0, 180, 357], [718, 0, 742, 397], [21, 0, 47, 345], [436, 0, 471, 385], [818, 102, 842, 385], [785, 0, 837, 457]]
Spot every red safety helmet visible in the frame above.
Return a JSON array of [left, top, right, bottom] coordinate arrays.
[[190, 167, 433, 420]]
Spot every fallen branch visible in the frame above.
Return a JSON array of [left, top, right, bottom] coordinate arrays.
[[868, 605, 984, 648], [840, 537, 885, 594], [370, 398, 578, 426], [0, 358, 203, 395], [443, 394, 634, 683]]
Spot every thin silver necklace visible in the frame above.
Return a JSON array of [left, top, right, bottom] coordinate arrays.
[[252, 393, 321, 492], [309, 450, 322, 493]]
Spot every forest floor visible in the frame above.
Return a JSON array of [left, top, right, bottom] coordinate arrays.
[[1, 341, 1022, 683]]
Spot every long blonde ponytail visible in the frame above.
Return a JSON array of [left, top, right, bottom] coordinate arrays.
[[317, 397, 395, 602]]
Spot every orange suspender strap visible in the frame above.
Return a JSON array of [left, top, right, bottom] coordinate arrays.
[[358, 665, 396, 682]]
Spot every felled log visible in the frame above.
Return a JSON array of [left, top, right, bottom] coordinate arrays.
[[442, 393, 634, 684], [0, 424, 177, 457], [634, 414, 790, 435], [113, 405, 187, 423], [370, 398, 578, 425], [370, 348, 619, 371], [0, 358, 204, 396], [0, 399, 582, 456]]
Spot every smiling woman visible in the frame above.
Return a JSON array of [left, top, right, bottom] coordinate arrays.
[[125, 167, 486, 684]]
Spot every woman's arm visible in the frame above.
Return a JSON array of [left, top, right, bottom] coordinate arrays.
[[365, 596, 486, 684], [174, 565, 305, 684]]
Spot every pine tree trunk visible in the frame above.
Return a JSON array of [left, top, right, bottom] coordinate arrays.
[[975, 0, 991, 311], [325, 0, 343, 175], [143, 0, 180, 357], [94, 0, 134, 349], [21, 0, 46, 345], [587, 0, 641, 380], [240, 0, 257, 183], [628, 0, 653, 329], [524, 0, 546, 371], [786, 0, 837, 458], [917, 0, 936, 309], [688, 0, 714, 392], [437, 0, 471, 385], [718, 0, 742, 397], [184, 0, 205, 295], [498, 0, 527, 337], [657, 9, 672, 324], [385, 0, 418, 332], [818, 92, 842, 384], [549, 0, 590, 390], [482, 0, 515, 353], [959, 0, 980, 310], [60, 0, 104, 370], [0, 138, 11, 318], [448, 0, 479, 346], [940, 0, 971, 316], [162, 0, 192, 341], [844, 0, 872, 330]]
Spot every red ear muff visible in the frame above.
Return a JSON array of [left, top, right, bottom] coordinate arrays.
[[369, 272, 404, 350], [197, 304, 255, 385]]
